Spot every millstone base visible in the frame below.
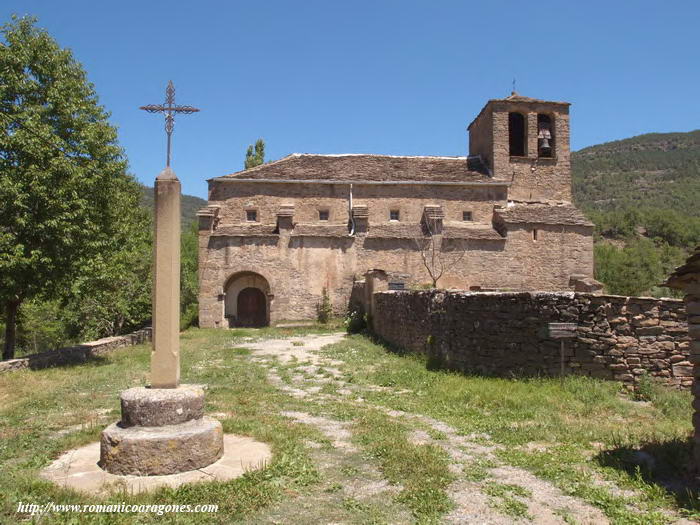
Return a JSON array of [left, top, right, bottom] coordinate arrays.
[[120, 384, 205, 427], [99, 417, 223, 475]]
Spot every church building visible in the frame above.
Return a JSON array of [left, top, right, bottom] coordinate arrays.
[[197, 93, 595, 328]]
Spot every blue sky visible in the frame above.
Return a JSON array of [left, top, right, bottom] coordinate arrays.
[[2, 1, 699, 199]]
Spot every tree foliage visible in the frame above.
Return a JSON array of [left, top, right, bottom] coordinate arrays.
[[244, 138, 265, 169], [0, 17, 150, 358], [180, 220, 199, 330], [572, 130, 700, 298]]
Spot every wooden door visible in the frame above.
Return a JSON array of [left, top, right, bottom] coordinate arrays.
[[237, 287, 266, 327]]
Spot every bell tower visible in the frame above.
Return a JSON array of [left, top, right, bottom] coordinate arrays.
[[468, 93, 571, 202]]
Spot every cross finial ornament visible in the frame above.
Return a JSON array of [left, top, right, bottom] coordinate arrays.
[[140, 81, 200, 167]]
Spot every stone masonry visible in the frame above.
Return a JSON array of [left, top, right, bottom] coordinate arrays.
[[665, 245, 700, 470], [371, 290, 690, 390], [0, 328, 152, 373], [197, 92, 597, 327]]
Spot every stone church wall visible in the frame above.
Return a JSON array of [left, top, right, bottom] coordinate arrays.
[[199, 179, 593, 327], [207, 181, 508, 226], [371, 290, 690, 390], [198, 221, 593, 327]]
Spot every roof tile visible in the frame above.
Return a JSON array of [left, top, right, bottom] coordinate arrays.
[[218, 154, 493, 183]]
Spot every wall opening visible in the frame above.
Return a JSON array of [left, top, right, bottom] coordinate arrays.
[[508, 112, 526, 157], [537, 114, 554, 158], [224, 271, 270, 328]]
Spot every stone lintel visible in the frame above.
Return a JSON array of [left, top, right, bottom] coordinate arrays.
[[352, 205, 369, 219], [277, 204, 295, 217]]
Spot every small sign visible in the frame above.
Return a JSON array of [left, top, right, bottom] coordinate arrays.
[[388, 282, 405, 291], [548, 322, 577, 339]]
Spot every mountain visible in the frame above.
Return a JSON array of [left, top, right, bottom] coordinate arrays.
[[139, 185, 207, 227], [572, 130, 700, 215], [571, 130, 700, 297]]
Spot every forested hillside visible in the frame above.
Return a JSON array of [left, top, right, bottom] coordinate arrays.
[[571, 130, 700, 297], [140, 185, 207, 227]]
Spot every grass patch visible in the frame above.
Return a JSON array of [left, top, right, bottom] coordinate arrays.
[[483, 482, 532, 519], [352, 409, 453, 522], [0, 326, 335, 524], [319, 335, 696, 522], [1, 326, 695, 523]]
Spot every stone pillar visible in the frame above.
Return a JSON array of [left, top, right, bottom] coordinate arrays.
[[351, 205, 369, 234], [423, 204, 444, 235], [152, 167, 180, 388], [364, 270, 389, 330], [276, 204, 294, 231], [665, 246, 700, 472], [99, 167, 224, 476], [687, 292, 700, 470]]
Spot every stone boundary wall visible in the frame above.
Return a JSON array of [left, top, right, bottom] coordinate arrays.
[[0, 328, 152, 373], [372, 291, 690, 389]]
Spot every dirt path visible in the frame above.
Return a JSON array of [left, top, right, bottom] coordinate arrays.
[[236, 332, 688, 524]]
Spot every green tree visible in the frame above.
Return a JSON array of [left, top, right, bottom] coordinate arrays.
[[60, 204, 152, 341], [244, 138, 265, 169], [594, 238, 665, 296], [180, 220, 199, 330], [0, 17, 147, 358]]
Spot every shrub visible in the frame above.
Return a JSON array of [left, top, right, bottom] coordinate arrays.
[[344, 309, 366, 334], [317, 287, 332, 324]]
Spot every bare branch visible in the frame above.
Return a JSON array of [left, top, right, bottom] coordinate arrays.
[[413, 218, 468, 288]]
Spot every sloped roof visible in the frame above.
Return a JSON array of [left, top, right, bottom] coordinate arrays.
[[214, 154, 495, 183], [366, 223, 424, 239], [467, 92, 570, 130], [291, 223, 350, 237], [211, 224, 278, 237], [366, 223, 504, 240], [665, 246, 700, 290], [494, 92, 570, 105], [494, 202, 594, 227], [442, 223, 505, 240]]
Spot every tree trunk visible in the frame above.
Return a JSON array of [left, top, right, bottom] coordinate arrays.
[[3, 300, 20, 360]]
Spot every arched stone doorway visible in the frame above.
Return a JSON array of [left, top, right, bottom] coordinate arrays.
[[224, 272, 271, 327]]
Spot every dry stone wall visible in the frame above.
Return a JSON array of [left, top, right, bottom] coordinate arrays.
[[0, 328, 152, 373], [372, 291, 690, 389]]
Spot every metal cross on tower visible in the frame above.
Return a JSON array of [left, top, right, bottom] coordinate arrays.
[[140, 80, 200, 167]]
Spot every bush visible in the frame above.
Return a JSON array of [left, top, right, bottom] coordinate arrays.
[[344, 309, 366, 334], [180, 303, 199, 331], [316, 288, 332, 324]]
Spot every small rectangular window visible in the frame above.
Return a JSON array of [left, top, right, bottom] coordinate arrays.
[[462, 211, 473, 221], [533, 228, 538, 241], [319, 210, 329, 221], [389, 210, 400, 221], [246, 210, 257, 222]]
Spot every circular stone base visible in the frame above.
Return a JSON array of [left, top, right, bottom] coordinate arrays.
[[41, 434, 271, 495], [100, 417, 223, 475], [120, 384, 204, 427]]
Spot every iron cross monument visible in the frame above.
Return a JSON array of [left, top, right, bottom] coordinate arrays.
[[140, 81, 200, 388]]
